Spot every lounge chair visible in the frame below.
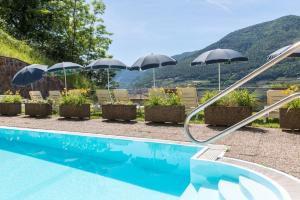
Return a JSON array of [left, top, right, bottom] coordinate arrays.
[[265, 89, 289, 118], [148, 88, 165, 98], [96, 89, 112, 105], [48, 90, 61, 102], [177, 87, 199, 113], [113, 89, 130, 103], [29, 91, 44, 101]]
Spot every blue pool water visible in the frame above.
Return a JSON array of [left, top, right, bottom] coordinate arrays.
[[0, 127, 202, 200]]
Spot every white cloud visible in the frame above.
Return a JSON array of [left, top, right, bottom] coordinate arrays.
[[204, 0, 232, 12]]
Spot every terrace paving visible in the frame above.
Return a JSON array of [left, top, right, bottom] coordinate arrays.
[[0, 116, 299, 179]]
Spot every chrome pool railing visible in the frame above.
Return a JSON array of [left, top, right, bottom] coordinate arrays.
[[184, 41, 300, 145]]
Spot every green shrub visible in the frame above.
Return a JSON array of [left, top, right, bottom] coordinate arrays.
[[1, 91, 22, 103], [282, 85, 300, 109], [200, 91, 219, 105], [145, 92, 182, 106], [59, 90, 90, 106], [200, 89, 255, 107], [270, 82, 292, 89], [145, 95, 164, 106], [165, 93, 181, 106], [286, 99, 300, 109], [232, 90, 255, 107]]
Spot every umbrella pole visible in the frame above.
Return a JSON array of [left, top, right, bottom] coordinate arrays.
[[153, 68, 156, 88], [63, 67, 67, 91], [218, 63, 221, 91], [107, 68, 113, 103]]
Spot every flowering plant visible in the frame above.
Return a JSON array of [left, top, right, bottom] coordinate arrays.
[[283, 85, 300, 109], [1, 90, 22, 103]]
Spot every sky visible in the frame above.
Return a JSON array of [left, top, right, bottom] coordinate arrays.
[[101, 0, 300, 65]]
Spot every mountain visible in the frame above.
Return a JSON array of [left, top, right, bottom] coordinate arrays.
[[118, 15, 300, 89]]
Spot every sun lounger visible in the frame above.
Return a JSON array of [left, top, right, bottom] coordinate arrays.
[[113, 89, 130, 103], [265, 89, 290, 118], [96, 89, 112, 105], [177, 87, 199, 113], [48, 90, 61, 101], [148, 88, 165, 98], [29, 91, 44, 101]]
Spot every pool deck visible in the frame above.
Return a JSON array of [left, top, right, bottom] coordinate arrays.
[[0, 115, 299, 180]]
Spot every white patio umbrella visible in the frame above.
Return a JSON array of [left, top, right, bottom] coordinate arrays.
[[128, 53, 177, 88], [47, 62, 83, 90], [191, 49, 248, 91], [86, 58, 127, 102]]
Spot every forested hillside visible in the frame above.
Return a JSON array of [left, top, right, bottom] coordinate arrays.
[[129, 15, 300, 88]]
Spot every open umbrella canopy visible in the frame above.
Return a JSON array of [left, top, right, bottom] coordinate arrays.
[[86, 58, 127, 70], [47, 62, 83, 72], [86, 58, 127, 103], [47, 62, 83, 90], [129, 53, 177, 71], [128, 54, 177, 88], [191, 48, 248, 65], [267, 45, 300, 60], [12, 64, 48, 86], [191, 48, 248, 91]]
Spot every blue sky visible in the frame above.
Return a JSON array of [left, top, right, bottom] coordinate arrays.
[[101, 0, 299, 65]]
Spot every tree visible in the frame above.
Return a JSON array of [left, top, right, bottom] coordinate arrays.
[[0, 0, 112, 65]]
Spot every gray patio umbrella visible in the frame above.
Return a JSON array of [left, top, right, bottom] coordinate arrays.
[[86, 58, 127, 102], [267, 45, 300, 60], [47, 62, 83, 90], [12, 64, 48, 88], [191, 48, 248, 91], [129, 53, 177, 88]]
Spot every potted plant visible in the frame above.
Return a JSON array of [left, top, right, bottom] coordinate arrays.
[[279, 85, 300, 130], [0, 90, 22, 116], [144, 89, 185, 123], [269, 83, 291, 90], [59, 89, 90, 119], [202, 90, 255, 126], [25, 99, 52, 117], [102, 101, 137, 121]]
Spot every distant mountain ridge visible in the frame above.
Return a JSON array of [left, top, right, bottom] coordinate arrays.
[[118, 15, 300, 88]]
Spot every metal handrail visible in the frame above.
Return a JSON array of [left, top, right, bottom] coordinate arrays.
[[184, 41, 300, 144]]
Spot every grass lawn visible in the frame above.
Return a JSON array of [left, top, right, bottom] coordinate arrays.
[[0, 29, 53, 64]]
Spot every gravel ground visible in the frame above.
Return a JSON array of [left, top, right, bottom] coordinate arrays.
[[0, 115, 299, 178]]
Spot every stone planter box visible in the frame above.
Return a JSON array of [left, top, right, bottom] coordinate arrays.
[[102, 104, 137, 121], [280, 108, 300, 130], [0, 103, 21, 116], [59, 104, 90, 119], [25, 103, 52, 117], [145, 105, 185, 123], [204, 106, 252, 126]]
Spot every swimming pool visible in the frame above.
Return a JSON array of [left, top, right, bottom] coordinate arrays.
[[0, 127, 290, 200]]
